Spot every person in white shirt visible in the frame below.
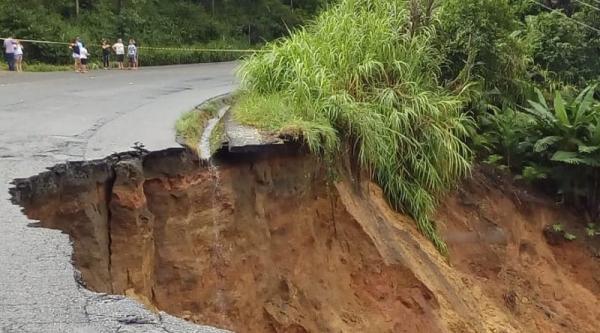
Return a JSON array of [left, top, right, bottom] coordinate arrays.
[[70, 37, 83, 72], [127, 39, 138, 70], [14, 40, 24, 72], [79, 44, 89, 73], [112, 38, 125, 70], [3, 35, 16, 71]]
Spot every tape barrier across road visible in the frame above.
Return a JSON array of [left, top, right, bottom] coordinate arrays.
[[0, 37, 265, 53]]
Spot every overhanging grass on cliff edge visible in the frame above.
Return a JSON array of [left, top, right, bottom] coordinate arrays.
[[235, 0, 473, 254]]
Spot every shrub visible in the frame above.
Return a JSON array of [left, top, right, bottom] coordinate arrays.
[[525, 3, 600, 86], [436, 0, 530, 104], [237, 0, 474, 253], [484, 85, 600, 221]]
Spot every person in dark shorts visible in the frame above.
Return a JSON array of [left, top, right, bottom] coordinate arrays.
[[112, 38, 125, 70], [101, 39, 111, 69]]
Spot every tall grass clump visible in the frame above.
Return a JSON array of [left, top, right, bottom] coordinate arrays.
[[237, 0, 473, 253]]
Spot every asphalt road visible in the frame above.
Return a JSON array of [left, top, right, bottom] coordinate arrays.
[[0, 64, 237, 333]]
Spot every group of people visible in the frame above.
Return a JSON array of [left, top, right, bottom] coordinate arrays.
[[3, 35, 140, 73], [3, 35, 24, 72], [71, 37, 138, 73]]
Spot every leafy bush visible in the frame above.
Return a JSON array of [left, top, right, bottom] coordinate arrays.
[[526, 12, 591, 85], [476, 106, 537, 168], [483, 85, 600, 221], [524, 86, 600, 218], [134, 40, 252, 67], [524, 2, 600, 86], [436, 0, 530, 104], [585, 223, 600, 237], [237, 0, 474, 253]]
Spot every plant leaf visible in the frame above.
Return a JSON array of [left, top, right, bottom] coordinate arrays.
[[553, 92, 570, 127], [551, 151, 585, 165], [534, 136, 562, 153], [578, 144, 600, 154], [524, 101, 555, 126], [535, 87, 548, 109]]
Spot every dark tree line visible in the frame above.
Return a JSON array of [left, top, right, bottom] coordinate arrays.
[[0, 0, 330, 63]]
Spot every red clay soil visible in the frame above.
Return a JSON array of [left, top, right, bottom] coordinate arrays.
[[13, 150, 600, 332], [437, 168, 600, 333]]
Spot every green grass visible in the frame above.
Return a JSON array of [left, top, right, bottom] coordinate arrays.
[[209, 121, 226, 155], [0, 62, 72, 72], [0, 40, 253, 73], [0, 60, 117, 72], [232, 92, 339, 152], [175, 97, 231, 150], [176, 111, 209, 149], [136, 41, 254, 66], [236, 0, 474, 253], [24, 63, 73, 72]]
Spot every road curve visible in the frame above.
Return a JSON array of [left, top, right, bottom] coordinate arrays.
[[0, 64, 237, 333]]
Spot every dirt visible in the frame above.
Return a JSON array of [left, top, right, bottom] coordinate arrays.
[[10, 148, 600, 333], [437, 167, 600, 333]]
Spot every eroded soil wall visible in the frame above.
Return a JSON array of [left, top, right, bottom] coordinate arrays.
[[10, 148, 600, 333], [11, 149, 447, 332]]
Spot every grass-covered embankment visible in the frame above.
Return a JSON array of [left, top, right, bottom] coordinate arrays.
[[176, 96, 232, 150], [234, 0, 474, 253]]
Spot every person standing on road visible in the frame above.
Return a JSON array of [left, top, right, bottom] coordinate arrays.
[[127, 39, 138, 70], [101, 39, 111, 69], [113, 38, 125, 70], [3, 35, 16, 71], [14, 40, 24, 72], [79, 44, 89, 73], [70, 37, 83, 73]]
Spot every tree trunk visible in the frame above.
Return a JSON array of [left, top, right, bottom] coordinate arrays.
[[75, 0, 80, 17]]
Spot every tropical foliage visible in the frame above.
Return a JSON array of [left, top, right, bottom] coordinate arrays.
[[237, 0, 474, 253], [436, 0, 529, 101], [483, 86, 600, 221], [232, 0, 600, 250], [0, 0, 329, 65], [526, 10, 600, 85]]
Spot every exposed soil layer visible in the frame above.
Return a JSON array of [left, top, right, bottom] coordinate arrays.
[[438, 168, 600, 333], [10, 148, 600, 333]]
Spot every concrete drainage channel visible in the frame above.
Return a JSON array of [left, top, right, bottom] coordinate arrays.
[[8, 97, 447, 332], [199, 105, 230, 161]]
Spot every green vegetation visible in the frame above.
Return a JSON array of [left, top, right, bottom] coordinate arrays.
[[176, 97, 229, 149], [551, 223, 577, 241], [233, 0, 600, 250], [437, 0, 529, 102], [209, 121, 226, 155], [526, 6, 600, 85], [176, 111, 207, 149], [483, 86, 600, 221], [0, 0, 329, 66], [0, 62, 72, 72], [237, 0, 474, 253], [586, 223, 600, 237]]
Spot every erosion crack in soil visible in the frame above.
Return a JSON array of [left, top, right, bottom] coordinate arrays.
[[9, 147, 600, 333]]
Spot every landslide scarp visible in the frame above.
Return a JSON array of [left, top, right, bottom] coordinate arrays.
[[9, 147, 600, 333], [10, 147, 449, 332]]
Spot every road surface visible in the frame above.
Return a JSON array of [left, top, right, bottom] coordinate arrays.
[[0, 64, 237, 333]]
